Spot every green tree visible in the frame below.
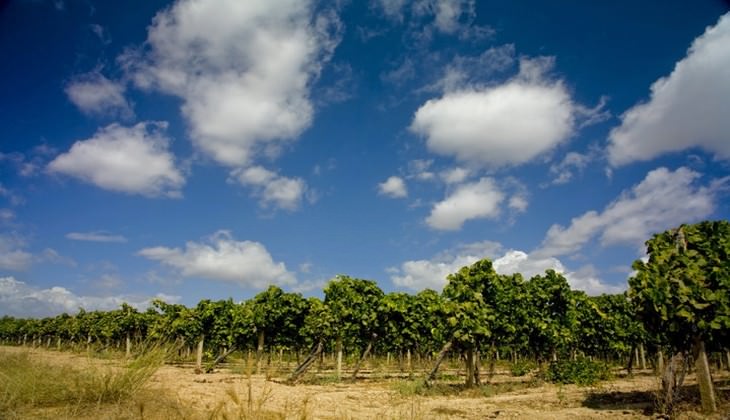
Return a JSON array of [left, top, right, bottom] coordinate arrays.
[[525, 270, 577, 364], [630, 221, 730, 413], [435, 259, 498, 387], [323, 275, 384, 379]]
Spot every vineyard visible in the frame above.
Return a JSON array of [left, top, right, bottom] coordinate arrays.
[[1, 221, 729, 418]]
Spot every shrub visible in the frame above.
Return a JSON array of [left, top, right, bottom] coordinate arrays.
[[509, 360, 535, 377], [542, 358, 612, 386]]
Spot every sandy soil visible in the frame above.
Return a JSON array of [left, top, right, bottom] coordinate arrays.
[[3, 346, 729, 419]]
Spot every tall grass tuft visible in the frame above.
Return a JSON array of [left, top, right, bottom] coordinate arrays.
[[0, 346, 166, 418]]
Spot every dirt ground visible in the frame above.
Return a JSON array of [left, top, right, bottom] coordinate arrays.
[[3, 346, 729, 419]]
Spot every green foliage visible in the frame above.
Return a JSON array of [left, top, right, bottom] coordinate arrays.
[[574, 292, 646, 359], [324, 275, 384, 348], [251, 285, 307, 349], [542, 358, 612, 386], [509, 359, 535, 377], [525, 270, 577, 361], [629, 220, 730, 352], [442, 259, 498, 348]]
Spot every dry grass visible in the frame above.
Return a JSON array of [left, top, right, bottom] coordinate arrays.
[[0, 346, 167, 419]]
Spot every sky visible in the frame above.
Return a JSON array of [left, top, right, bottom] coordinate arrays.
[[1, 0, 729, 317]]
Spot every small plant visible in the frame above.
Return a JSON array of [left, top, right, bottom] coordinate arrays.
[[541, 357, 612, 386], [509, 360, 535, 377]]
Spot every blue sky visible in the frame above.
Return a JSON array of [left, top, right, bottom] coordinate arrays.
[[1, 0, 729, 317]]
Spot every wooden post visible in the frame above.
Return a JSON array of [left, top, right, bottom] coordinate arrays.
[[639, 343, 647, 370], [465, 349, 475, 388], [693, 339, 717, 413], [657, 349, 665, 376], [406, 348, 412, 376], [256, 330, 265, 374], [125, 333, 132, 358], [195, 335, 204, 374], [336, 336, 343, 380]]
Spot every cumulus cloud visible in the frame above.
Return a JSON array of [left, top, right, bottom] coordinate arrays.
[[390, 245, 621, 294], [492, 250, 564, 278], [548, 151, 594, 185], [65, 71, 132, 118], [0, 276, 179, 318], [608, 13, 730, 166], [564, 265, 624, 296], [426, 177, 504, 230], [439, 167, 470, 184], [429, 0, 470, 34], [535, 166, 726, 258], [424, 44, 516, 94], [66, 231, 128, 243], [411, 57, 576, 168], [378, 176, 408, 198], [122, 0, 341, 167], [389, 240, 502, 290], [492, 250, 621, 295], [230, 166, 307, 210], [508, 195, 528, 212], [47, 122, 185, 197], [138, 230, 296, 288], [0, 234, 33, 271]]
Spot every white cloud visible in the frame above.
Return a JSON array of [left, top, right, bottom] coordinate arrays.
[[492, 250, 564, 278], [430, 0, 469, 34], [536, 166, 725, 258], [47, 122, 185, 197], [548, 151, 593, 185], [65, 71, 132, 118], [230, 166, 307, 211], [411, 57, 576, 168], [439, 167, 470, 184], [391, 245, 621, 295], [508, 195, 528, 212], [66, 231, 128, 243], [390, 240, 502, 290], [0, 182, 24, 206], [426, 177, 504, 230], [39, 248, 76, 267], [608, 13, 730, 166], [138, 230, 296, 288], [375, 0, 474, 35], [123, 0, 340, 167], [373, 0, 408, 21], [0, 234, 32, 271], [424, 45, 515, 94], [407, 159, 435, 181], [491, 250, 621, 295], [378, 176, 408, 198], [564, 265, 624, 296], [0, 276, 179, 318]]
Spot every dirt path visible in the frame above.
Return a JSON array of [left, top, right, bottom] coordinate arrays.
[[3, 346, 728, 419]]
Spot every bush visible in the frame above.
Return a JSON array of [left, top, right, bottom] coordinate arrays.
[[510, 360, 535, 377], [542, 358, 612, 386]]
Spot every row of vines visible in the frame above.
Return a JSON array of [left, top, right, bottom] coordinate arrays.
[[1, 220, 729, 413]]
